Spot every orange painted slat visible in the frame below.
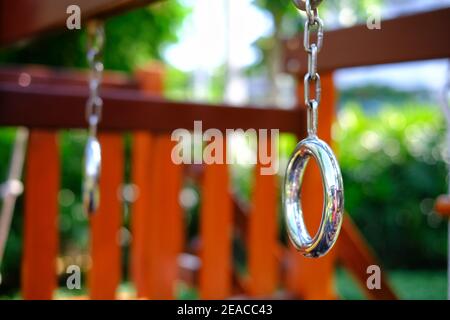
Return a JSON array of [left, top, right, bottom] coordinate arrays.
[[89, 133, 123, 299], [286, 72, 338, 299], [130, 132, 153, 297], [131, 64, 183, 299], [339, 214, 398, 299], [200, 144, 233, 299], [145, 135, 183, 299], [130, 64, 158, 298], [22, 130, 59, 300], [247, 141, 279, 296]]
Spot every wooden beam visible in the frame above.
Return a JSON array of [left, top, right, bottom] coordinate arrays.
[[0, 65, 138, 89], [0, 82, 305, 136], [0, 0, 160, 47], [338, 215, 398, 300], [283, 8, 450, 75]]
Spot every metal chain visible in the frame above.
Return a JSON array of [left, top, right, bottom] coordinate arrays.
[[302, 0, 323, 137], [293, 0, 323, 12], [86, 21, 104, 136]]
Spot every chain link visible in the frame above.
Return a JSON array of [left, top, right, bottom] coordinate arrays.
[[293, 0, 323, 12], [303, 0, 323, 137], [86, 21, 104, 133]]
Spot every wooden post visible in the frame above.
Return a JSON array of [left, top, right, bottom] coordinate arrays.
[[131, 64, 183, 299], [130, 132, 154, 297], [247, 139, 279, 296], [89, 133, 123, 299], [286, 72, 338, 299], [130, 63, 164, 297], [22, 130, 59, 300], [145, 136, 183, 299], [199, 143, 233, 299]]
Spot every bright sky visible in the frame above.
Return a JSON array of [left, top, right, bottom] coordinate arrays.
[[164, 0, 272, 71]]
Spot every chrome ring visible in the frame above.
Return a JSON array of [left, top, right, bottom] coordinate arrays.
[[283, 136, 344, 258]]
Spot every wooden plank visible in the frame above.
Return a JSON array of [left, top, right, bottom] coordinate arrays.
[[285, 72, 338, 299], [130, 132, 153, 297], [22, 130, 59, 300], [338, 215, 398, 300], [130, 63, 183, 299], [0, 82, 305, 136], [0, 0, 159, 46], [283, 8, 450, 75], [88, 133, 123, 299], [145, 136, 183, 299], [0, 66, 138, 89], [199, 143, 233, 299], [247, 145, 279, 296]]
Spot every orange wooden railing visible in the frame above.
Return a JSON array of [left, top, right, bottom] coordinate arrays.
[[10, 64, 397, 300]]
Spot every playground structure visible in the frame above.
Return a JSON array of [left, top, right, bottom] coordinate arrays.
[[0, 1, 449, 300]]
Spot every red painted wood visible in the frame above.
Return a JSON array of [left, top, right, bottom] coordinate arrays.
[[89, 133, 123, 299], [283, 8, 450, 75], [145, 136, 183, 299], [22, 130, 59, 300], [130, 132, 153, 297], [131, 64, 183, 299], [0, 82, 305, 136], [247, 141, 279, 296], [199, 143, 233, 299]]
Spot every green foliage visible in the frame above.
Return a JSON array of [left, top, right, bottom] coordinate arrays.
[[0, 2, 189, 71], [336, 103, 448, 268], [58, 130, 89, 251]]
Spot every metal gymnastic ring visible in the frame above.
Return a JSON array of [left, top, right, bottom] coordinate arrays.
[[283, 136, 344, 258]]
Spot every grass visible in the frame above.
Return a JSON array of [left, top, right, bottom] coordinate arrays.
[[336, 268, 448, 300]]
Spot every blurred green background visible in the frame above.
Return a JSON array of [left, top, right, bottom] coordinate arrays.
[[0, 0, 448, 299]]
